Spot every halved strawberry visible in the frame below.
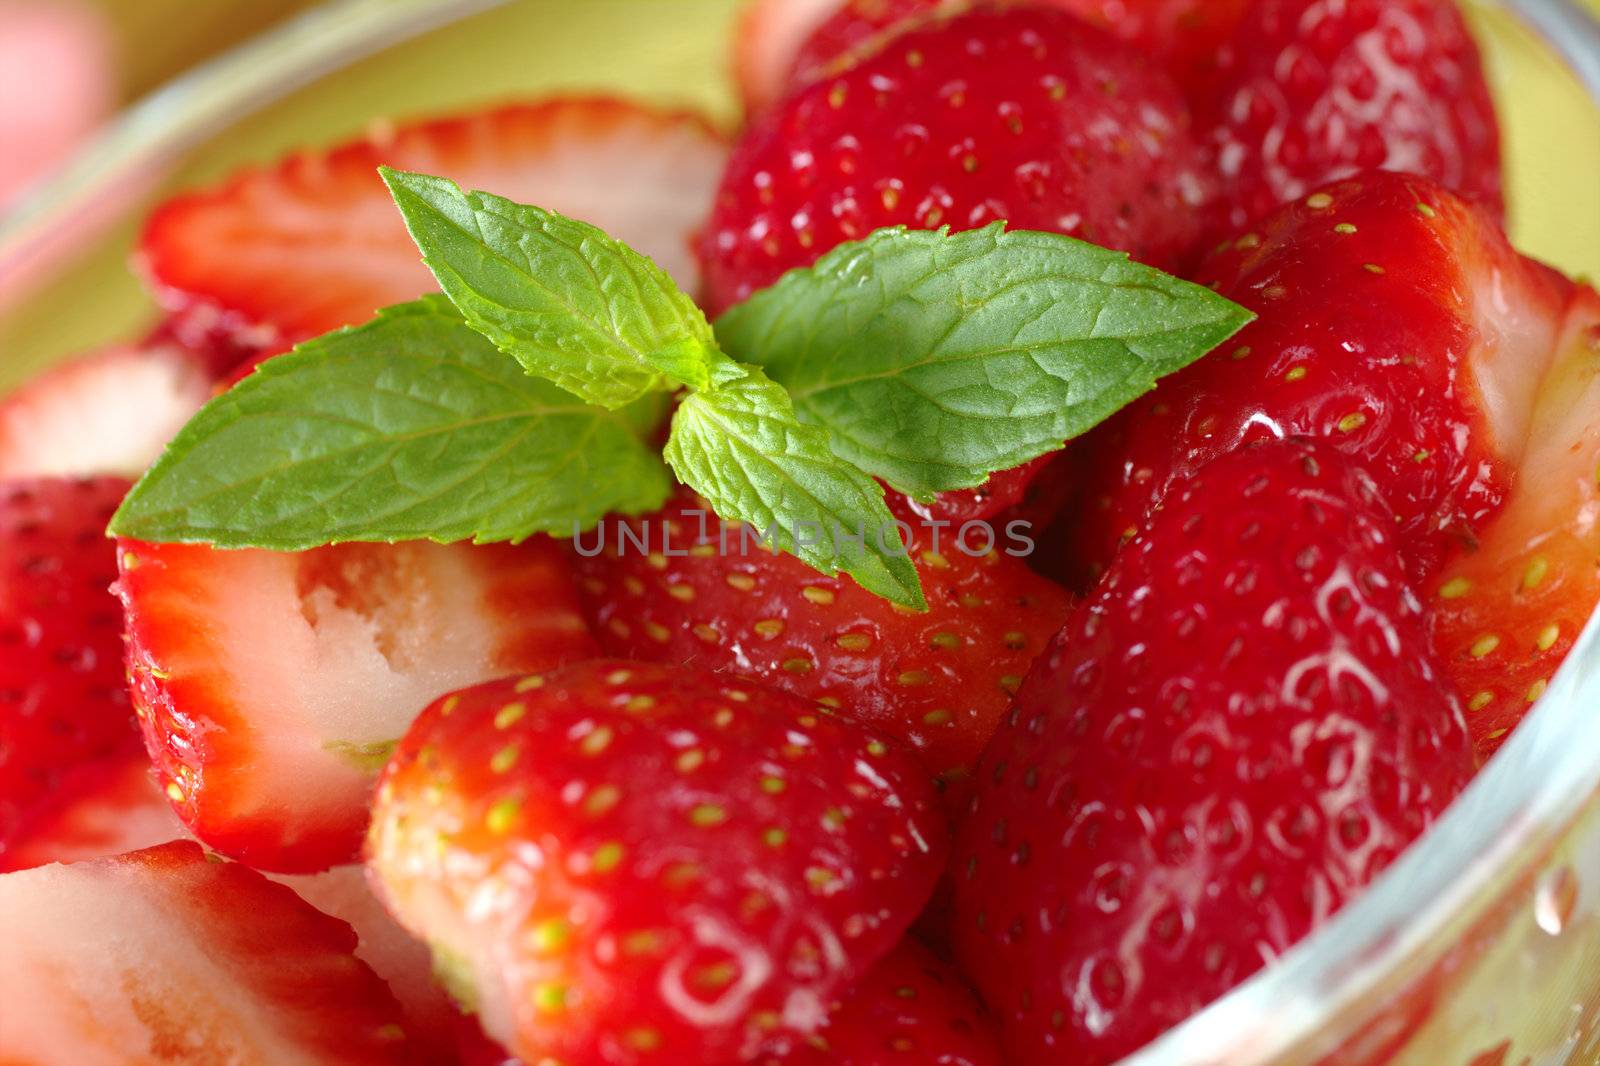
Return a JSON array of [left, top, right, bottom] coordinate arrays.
[[139, 98, 728, 349], [1429, 284, 1600, 757], [0, 753, 185, 872], [0, 477, 141, 854], [0, 841, 416, 1062], [366, 662, 948, 1065], [1061, 173, 1574, 590], [279, 864, 460, 1061], [573, 492, 1072, 803], [0, 343, 211, 479], [115, 536, 598, 872]]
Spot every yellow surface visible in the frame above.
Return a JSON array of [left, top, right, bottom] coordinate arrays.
[[1, 0, 1597, 385]]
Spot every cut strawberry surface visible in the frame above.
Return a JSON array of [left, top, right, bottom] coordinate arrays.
[[1201, 0, 1503, 233], [0, 477, 140, 855], [1430, 284, 1600, 758], [1062, 173, 1573, 589], [0, 841, 416, 1064], [115, 536, 598, 872], [0, 754, 186, 872], [700, 4, 1214, 314], [139, 97, 728, 348], [769, 936, 1002, 1065], [366, 662, 948, 1066], [0, 343, 211, 479], [953, 440, 1475, 1064], [573, 492, 1072, 801]]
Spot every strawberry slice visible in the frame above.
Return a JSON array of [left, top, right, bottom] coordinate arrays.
[[279, 864, 460, 1061], [774, 937, 1002, 1065], [0, 343, 211, 479], [1062, 172, 1574, 590], [138, 98, 728, 349], [1202, 0, 1503, 232], [115, 536, 599, 872], [1429, 284, 1600, 757], [573, 492, 1072, 804], [366, 662, 948, 1065], [0, 841, 416, 1063], [700, 4, 1214, 314], [953, 439, 1475, 1063], [0, 477, 141, 854], [0, 754, 186, 872]]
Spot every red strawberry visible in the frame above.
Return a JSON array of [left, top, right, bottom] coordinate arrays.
[[952, 439, 1475, 1064], [1429, 284, 1600, 758], [0, 343, 211, 479], [572, 492, 1072, 801], [0, 477, 140, 853], [115, 536, 598, 872], [766, 937, 1002, 1065], [365, 661, 948, 1065], [0, 752, 185, 872], [883, 451, 1068, 529], [1202, 0, 1502, 233], [1061, 173, 1574, 589], [139, 98, 728, 349], [699, 4, 1214, 315], [280, 864, 461, 1061], [736, 0, 843, 116], [0, 840, 416, 1062], [775, 0, 1251, 103]]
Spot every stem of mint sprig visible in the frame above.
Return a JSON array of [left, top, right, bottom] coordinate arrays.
[[110, 167, 1254, 609]]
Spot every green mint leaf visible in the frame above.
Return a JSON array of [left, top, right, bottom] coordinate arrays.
[[110, 296, 672, 547], [664, 361, 926, 610], [381, 167, 723, 408], [714, 223, 1255, 498]]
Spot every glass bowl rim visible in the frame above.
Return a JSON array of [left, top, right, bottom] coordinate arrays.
[[2, 2, 1598, 1063]]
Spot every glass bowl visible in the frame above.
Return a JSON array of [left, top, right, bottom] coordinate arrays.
[[1, 2, 1597, 1063]]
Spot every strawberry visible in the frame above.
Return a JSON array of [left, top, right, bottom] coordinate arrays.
[[0, 753, 185, 872], [952, 439, 1475, 1064], [1201, 0, 1502, 233], [764, 937, 1002, 1065], [0, 840, 416, 1063], [883, 451, 1069, 530], [735, 0, 844, 116], [279, 863, 461, 1061], [366, 661, 948, 1066], [1061, 173, 1574, 590], [774, 0, 1251, 103], [0, 342, 211, 479], [115, 535, 598, 872], [0, 477, 140, 853], [139, 97, 728, 349], [1429, 284, 1600, 758], [699, 4, 1214, 315], [572, 492, 1072, 801]]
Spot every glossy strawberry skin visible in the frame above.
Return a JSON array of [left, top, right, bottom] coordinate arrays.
[[952, 440, 1475, 1064], [786, 0, 1251, 100], [1202, 0, 1502, 233], [767, 936, 1002, 1065], [117, 536, 598, 872], [139, 98, 727, 349], [366, 661, 948, 1066], [700, 4, 1214, 314], [0, 477, 140, 852], [1061, 173, 1572, 590], [572, 493, 1072, 801]]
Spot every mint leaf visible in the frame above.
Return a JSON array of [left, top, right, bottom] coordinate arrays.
[[110, 297, 672, 547], [382, 167, 724, 408], [715, 224, 1254, 497], [664, 361, 925, 610]]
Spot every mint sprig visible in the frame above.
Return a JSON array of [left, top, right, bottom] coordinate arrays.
[[716, 224, 1254, 498], [109, 298, 672, 547], [112, 170, 1254, 610]]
